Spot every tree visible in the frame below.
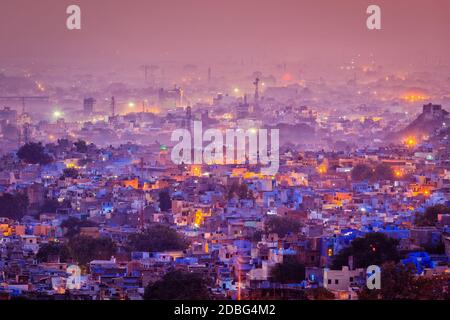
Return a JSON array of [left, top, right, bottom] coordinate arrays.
[[227, 182, 252, 200], [67, 236, 116, 266], [61, 217, 98, 238], [144, 270, 211, 300], [57, 138, 71, 149], [351, 164, 372, 181], [270, 256, 305, 284], [36, 242, 70, 263], [61, 168, 79, 179], [358, 262, 450, 300], [39, 199, 60, 214], [74, 139, 88, 153], [265, 216, 302, 237], [127, 224, 188, 252], [17, 142, 53, 165], [158, 189, 171, 212], [331, 232, 400, 270], [0, 193, 29, 220], [373, 164, 394, 181], [415, 204, 450, 227], [306, 287, 335, 300]]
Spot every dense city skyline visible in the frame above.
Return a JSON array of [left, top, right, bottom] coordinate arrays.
[[0, 0, 449, 304]]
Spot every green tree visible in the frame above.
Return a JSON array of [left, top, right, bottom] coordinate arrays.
[[67, 236, 116, 266], [0, 193, 29, 220], [127, 224, 188, 252], [331, 232, 400, 270], [265, 216, 302, 237], [270, 256, 305, 284], [17, 142, 53, 165], [144, 270, 211, 300], [415, 204, 450, 227]]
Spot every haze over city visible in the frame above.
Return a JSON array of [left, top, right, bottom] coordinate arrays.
[[0, 0, 449, 303]]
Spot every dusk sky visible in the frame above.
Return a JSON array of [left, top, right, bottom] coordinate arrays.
[[1, 0, 449, 64]]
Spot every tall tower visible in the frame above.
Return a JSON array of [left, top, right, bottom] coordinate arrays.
[[110, 96, 116, 117], [185, 106, 192, 131], [83, 98, 95, 116], [207, 67, 211, 83], [253, 77, 260, 108]]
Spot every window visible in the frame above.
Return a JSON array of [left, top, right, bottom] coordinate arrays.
[[335, 279, 339, 284], [350, 277, 354, 282], [328, 279, 332, 285]]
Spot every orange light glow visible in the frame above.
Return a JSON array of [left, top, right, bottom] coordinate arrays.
[[191, 165, 202, 177], [282, 73, 292, 82], [193, 209, 204, 228], [404, 137, 417, 148], [317, 165, 327, 174], [402, 93, 428, 103]]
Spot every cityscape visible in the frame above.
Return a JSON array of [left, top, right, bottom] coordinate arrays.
[[0, 0, 449, 301]]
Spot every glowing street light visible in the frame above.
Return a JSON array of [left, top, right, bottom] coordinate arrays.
[[405, 136, 417, 148], [53, 110, 62, 118]]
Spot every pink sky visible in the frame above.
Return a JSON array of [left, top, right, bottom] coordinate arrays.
[[0, 0, 449, 63]]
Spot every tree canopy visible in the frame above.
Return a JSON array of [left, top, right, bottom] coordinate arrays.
[[0, 193, 29, 220], [67, 235, 116, 266], [265, 215, 302, 237], [331, 232, 400, 270], [358, 262, 450, 300], [351, 163, 394, 182], [351, 164, 373, 181], [144, 270, 211, 300], [17, 142, 53, 165], [36, 242, 71, 263], [415, 204, 450, 227], [61, 217, 98, 238], [306, 287, 335, 300], [74, 139, 88, 153], [270, 256, 305, 284], [227, 182, 253, 200], [127, 224, 188, 252], [60, 167, 79, 180], [158, 189, 171, 212]]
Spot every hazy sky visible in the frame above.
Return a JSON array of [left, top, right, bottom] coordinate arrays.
[[0, 0, 449, 64]]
